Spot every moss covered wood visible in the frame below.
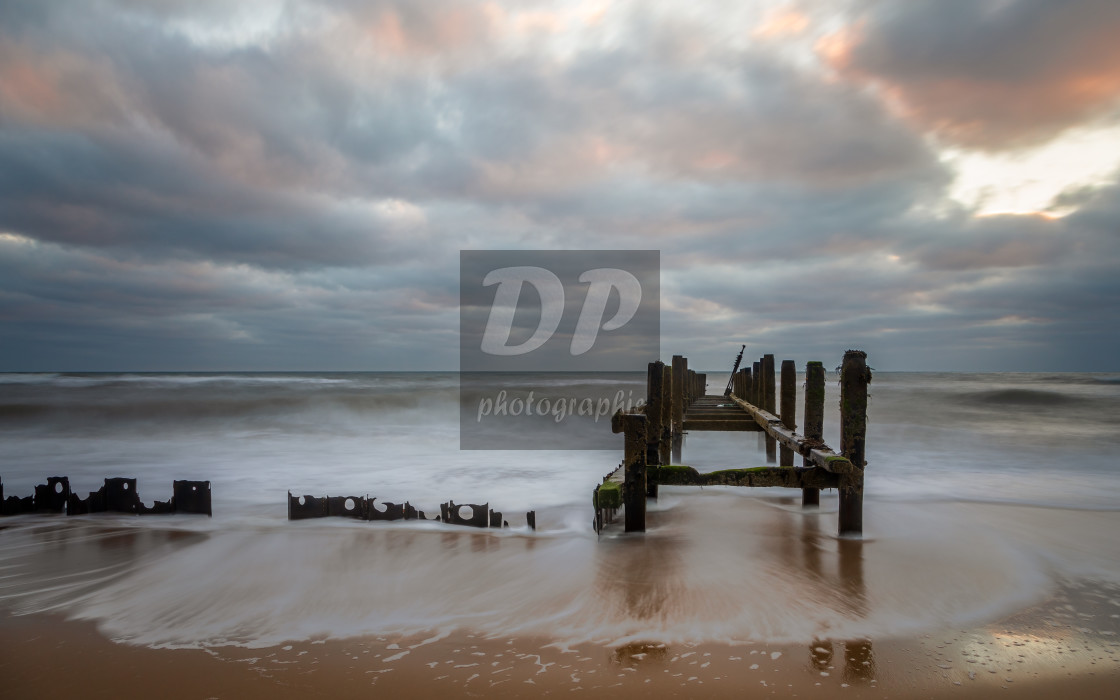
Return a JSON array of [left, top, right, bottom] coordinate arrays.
[[726, 395, 854, 473], [656, 464, 840, 489]]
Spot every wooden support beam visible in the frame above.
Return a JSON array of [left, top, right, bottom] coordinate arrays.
[[656, 464, 840, 490], [671, 355, 685, 434], [743, 367, 752, 406], [646, 362, 664, 499], [751, 361, 760, 406], [683, 419, 762, 431], [660, 364, 672, 465], [611, 411, 647, 532], [592, 465, 624, 533], [802, 361, 825, 508], [646, 362, 664, 458], [762, 354, 777, 463], [780, 359, 796, 466], [839, 350, 870, 537], [726, 395, 854, 474], [682, 357, 690, 407]]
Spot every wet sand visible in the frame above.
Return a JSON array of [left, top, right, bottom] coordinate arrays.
[[2, 495, 1120, 697], [3, 590, 1119, 699]]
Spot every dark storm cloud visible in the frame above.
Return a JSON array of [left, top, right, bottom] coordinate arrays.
[[0, 0, 945, 261], [834, 0, 1120, 149], [0, 233, 461, 370], [896, 212, 1068, 271], [0, 0, 1118, 370], [654, 183, 1120, 371], [0, 126, 446, 270]]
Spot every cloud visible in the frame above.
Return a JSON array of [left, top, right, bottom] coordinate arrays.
[[0, 232, 462, 370], [897, 212, 1069, 271], [0, 0, 1118, 370], [829, 0, 1120, 150]]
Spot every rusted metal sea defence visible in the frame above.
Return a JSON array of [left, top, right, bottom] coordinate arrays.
[[287, 492, 536, 530], [1, 476, 212, 516]]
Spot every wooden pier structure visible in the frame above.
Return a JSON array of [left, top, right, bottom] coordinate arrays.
[[595, 349, 870, 537]]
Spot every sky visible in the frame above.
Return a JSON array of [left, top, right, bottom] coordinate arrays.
[[1, 0, 1118, 372]]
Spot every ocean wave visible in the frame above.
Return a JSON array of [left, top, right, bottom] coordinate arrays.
[[6, 497, 1105, 649], [960, 388, 1087, 406], [0, 390, 457, 428]]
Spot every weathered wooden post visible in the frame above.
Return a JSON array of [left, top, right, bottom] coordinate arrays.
[[698, 372, 706, 397], [660, 364, 672, 464], [802, 361, 825, 508], [839, 350, 870, 536], [671, 355, 685, 434], [762, 354, 777, 463], [646, 361, 664, 498], [751, 359, 764, 451], [682, 357, 690, 407], [779, 360, 796, 466], [743, 367, 752, 403], [611, 411, 647, 532]]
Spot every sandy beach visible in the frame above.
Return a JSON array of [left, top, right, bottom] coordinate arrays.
[[3, 495, 1119, 698], [4, 587, 1119, 699]]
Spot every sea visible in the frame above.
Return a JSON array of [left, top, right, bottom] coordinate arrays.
[[1, 370, 1118, 650]]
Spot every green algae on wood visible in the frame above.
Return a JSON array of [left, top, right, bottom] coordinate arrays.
[[596, 481, 622, 509], [655, 464, 840, 489]]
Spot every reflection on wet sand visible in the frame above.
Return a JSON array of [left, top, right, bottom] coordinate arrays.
[[1, 521, 208, 615], [612, 641, 670, 666], [596, 508, 687, 622], [602, 493, 875, 682], [767, 495, 875, 681], [764, 498, 866, 680]]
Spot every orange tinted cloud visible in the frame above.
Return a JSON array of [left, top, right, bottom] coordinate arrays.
[[0, 44, 124, 127], [823, 0, 1120, 150], [753, 7, 810, 39], [362, 3, 494, 56]]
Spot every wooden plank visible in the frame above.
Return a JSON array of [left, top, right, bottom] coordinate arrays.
[[683, 419, 762, 431], [656, 464, 840, 489], [726, 395, 854, 474]]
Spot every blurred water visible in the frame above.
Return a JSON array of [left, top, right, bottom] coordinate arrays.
[[0, 370, 1117, 648]]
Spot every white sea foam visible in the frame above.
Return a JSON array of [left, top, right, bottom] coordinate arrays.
[[0, 372, 1117, 649]]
